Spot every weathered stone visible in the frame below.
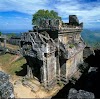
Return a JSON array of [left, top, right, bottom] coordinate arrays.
[[68, 88, 95, 99], [0, 71, 14, 98], [20, 15, 85, 90], [8, 36, 21, 45], [68, 88, 78, 99], [69, 15, 79, 26], [0, 35, 7, 54], [22, 80, 39, 92], [88, 67, 98, 73], [77, 90, 95, 99], [83, 46, 94, 59]]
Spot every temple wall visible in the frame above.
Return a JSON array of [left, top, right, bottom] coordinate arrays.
[[66, 50, 83, 79], [74, 33, 80, 42], [46, 53, 57, 82], [59, 34, 69, 45], [58, 31, 84, 83], [59, 32, 80, 45]]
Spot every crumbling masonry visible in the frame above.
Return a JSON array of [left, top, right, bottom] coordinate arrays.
[[20, 15, 85, 89]]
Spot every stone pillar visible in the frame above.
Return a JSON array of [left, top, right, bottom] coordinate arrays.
[[56, 54, 60, 81], [41, 55, 47, 88], [46, 52, 57, 89], [27, 65, 33, 78], [0, 40, 1, 46], [41, 52, 57, 89], [56, 39, 61, 81], [4, 39, 6, 48]]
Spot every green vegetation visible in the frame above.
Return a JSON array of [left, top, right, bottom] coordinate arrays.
[[0, 54, 26, 75], [0, 54, 13, 65], [58, 81, 64, 87], [91, 42, 100, 50], [8, 57, 26, 75], [32, 9, 61, 25], [0, 31, 2, 36], [69, 44, 75, 48], [82, 29, 100, 49], [84, 40, 100, 49], [7, 33, 16, 38]]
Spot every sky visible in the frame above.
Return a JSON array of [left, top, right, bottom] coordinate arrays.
[[0, 0, 100, 32]]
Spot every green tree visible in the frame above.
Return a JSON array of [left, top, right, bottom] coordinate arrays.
[[32, 9, 61, 25], [0, 31, 2, 36], [93, 42, 100, 49], [7, 33, 16, 38]]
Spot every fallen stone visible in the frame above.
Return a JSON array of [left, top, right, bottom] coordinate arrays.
[[68, 88, 95, 99], [0, 71, 14, 98], [68, 88, 77, 99], [88, 67, 98, 73], [77, 90, 95, 99]]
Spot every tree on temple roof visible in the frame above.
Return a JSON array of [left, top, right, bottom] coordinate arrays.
[[32, 9, 61, 25]]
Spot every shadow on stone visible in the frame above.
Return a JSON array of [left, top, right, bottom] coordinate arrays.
[[52, 49, 100, 98], [15, 63, 27, 76]]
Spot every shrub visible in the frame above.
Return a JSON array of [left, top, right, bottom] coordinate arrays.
[[69, 44, 75, 48]]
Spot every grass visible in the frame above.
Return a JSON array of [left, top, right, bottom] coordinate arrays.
[[8, 57, 26, 75], [1, 42, 19, 50], [0, 53, 15, 65], [0, 53, 26, 75]]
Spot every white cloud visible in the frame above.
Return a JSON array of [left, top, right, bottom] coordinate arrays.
[[0, 0, 100, 29], [52, 0, 100, 28], [0, 0, 49, 14], [96, 19, 100, 22], [24, 18, 30, 20]]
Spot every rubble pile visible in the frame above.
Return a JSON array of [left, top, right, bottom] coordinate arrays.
[[68, 88, 95, 99], [0, 71, 14, 98]]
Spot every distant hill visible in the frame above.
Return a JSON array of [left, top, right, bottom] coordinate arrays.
[[1, 28, 100, 48], [1, 29, 30, 34], [81, 29, 100, 48]]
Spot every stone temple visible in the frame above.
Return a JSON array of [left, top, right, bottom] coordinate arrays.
[[20, 15, 85, 90]]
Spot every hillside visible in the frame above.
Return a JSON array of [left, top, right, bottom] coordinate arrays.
[[0, 54, 26, 76], [81, 29, 100, 48]]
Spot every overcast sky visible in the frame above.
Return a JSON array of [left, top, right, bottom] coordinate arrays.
[[0, 0, 100, 31]]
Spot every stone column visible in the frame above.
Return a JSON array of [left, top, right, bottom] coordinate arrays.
[[56, 54, 60, 81], [27, 65, 33, 78], [4, 39, 6, 48], [0, 40, 1, 46], [41, 55, 47, 88], [57, 39, 61, 81]]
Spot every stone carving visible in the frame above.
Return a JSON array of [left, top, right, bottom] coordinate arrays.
[[20, 15, 85, 90]]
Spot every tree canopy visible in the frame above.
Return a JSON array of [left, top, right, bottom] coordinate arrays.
[[0, 31, 2, 36], [7, 33, 16, 38], [32, 9, 61, 25]]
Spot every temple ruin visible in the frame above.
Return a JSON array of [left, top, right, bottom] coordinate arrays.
[[0, 35, 7, 54], [20, 15, 86, 90]]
